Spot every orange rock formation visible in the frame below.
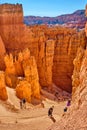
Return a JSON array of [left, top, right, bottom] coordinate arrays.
[[4, 53, 17, 88], [4, 48, 41, 102], [0, 3, 85, 93], [16, 80, 31, 102]]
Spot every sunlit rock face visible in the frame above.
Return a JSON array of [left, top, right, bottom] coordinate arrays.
[[16, 80, 31, 103], [37, 39, 55, 90], [0, 71, 8, 100], [4, 54, 18, 88], [71, 33, 87, 111], [22, 48, 41, 99], [0, 4, 23, 25], [71, 6, 87, 105], [4, 48, 41, 102], [0, 4, 31, 52], [27, 26, 81, 92]]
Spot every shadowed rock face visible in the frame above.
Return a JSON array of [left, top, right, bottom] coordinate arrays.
[[0, 3, 85, 93]]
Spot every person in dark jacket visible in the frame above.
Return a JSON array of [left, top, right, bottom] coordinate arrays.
[[22, 98, 26, 109], [48, 106, 54, 117], [48, 106, 56, 123]]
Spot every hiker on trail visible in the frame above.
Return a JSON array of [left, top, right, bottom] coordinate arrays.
[[20, 98, 26, 109], [62, 99, 71, 116], [22, 98, 26, 109], [48, 106, 56, 123], [67, 99, 71, 107]]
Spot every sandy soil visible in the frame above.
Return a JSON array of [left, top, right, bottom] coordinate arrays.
[[0, 87, 67, 130]]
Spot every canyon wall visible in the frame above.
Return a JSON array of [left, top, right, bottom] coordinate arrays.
[[48, 5, 87, 130], [27, 26, 80, 92], [52, 28, 79, 92], [0, 3, 84, 92], [50, 28, 87, 130]]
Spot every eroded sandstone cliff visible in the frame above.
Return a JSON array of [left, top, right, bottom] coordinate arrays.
[[0, 3, 85, 94]]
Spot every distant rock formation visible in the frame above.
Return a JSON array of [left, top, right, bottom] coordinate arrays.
[[24, 10, 86, 29]]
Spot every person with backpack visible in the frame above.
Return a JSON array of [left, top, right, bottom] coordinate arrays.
[[22, 98, 26, 109], [62, 99, 71, 116], [48, 106, 56, 123], [67, 99, 71, 107]]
